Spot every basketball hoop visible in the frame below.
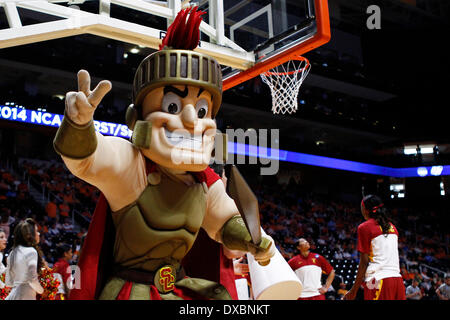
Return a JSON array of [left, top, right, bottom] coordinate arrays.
[[260, 56, 311, 114]]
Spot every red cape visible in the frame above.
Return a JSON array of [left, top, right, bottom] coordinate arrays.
[[181, 228, 238, 300], [69, 166, 237, 300]]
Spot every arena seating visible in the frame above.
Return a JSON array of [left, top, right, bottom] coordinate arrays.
[[1, 157, 448, 299], [256, 178, 449, 297], [0, 161, 85, 266]]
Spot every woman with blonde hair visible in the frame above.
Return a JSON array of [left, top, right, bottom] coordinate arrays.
[[4, 218, 44, 300]]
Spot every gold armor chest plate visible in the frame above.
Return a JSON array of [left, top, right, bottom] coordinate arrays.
[[111, 172, 207, 272]]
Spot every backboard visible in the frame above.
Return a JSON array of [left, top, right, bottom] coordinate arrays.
[[200, 0, 331, 91], [0, 0, 329, 91]]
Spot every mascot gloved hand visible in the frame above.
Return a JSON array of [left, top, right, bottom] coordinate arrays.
[[54, 70, 111, 159], [221, 216, 276, 266], [66, 70, 111, 125]]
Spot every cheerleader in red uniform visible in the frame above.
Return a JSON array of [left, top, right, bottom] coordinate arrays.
[[344, 195, 406, 300]]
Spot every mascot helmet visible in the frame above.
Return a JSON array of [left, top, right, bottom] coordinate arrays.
[[126, 6, 222, 130]]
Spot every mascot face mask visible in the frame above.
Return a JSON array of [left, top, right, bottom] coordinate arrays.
[[138, 84, 217, 172], [126, 7, 223, 172]]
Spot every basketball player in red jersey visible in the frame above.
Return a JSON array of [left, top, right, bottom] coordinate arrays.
[[344, 195, 406, 300], [288, 238, 335, 300]]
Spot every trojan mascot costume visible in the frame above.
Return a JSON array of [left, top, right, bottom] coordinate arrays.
[[53, 6, 275, 300]]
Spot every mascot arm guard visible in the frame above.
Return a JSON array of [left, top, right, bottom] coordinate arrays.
[[53, 112, 97, 159], [202, 180, 275, 264], [221, 215, 274, 264]]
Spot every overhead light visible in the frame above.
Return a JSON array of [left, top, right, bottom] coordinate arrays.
[[404, 148, 416, 155], [123, 53, 128, 59], [316, 140, 325, 146], [417, 167, 428, 177], [404, 144, 435, 155], [390, 184, 404, 191], [53, 94, 65, 100], [130, 48, 140, 54], [138, 44, 146, 48], [421, 147, 434, 154], [430, 166, 443, 176]]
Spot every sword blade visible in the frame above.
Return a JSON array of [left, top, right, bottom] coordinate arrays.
[[227, 165, 261, 245]]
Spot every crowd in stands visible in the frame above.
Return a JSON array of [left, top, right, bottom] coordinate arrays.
[[1, 157, 449, 300], [255, 177, 449, 300], [19, 158, 99, 227], [0, 161, 85, 269]]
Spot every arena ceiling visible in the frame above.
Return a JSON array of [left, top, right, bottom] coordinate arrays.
[[0, 0, 449, 167]]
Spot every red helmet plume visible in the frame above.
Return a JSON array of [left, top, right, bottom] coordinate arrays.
[[160, 6, 206, 50]]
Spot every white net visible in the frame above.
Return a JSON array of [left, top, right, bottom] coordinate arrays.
[[260, 58, 311, 114]]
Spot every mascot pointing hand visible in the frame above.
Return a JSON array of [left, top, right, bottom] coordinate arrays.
[[54, 7, 275, 300]]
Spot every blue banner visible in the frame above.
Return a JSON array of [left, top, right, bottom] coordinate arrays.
[[228, 141, 449, 178], [1, 105, 448, 178], [0, 105, 132, 139]]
